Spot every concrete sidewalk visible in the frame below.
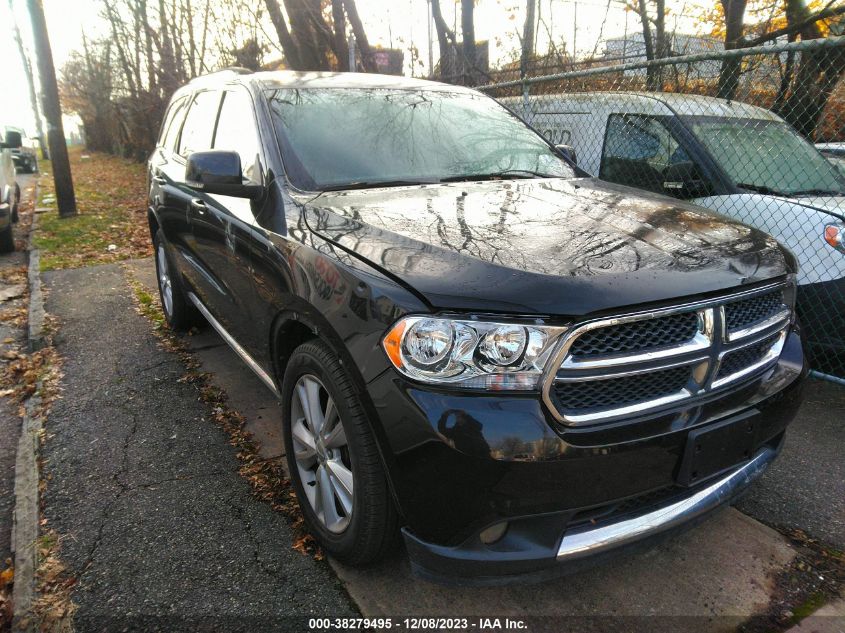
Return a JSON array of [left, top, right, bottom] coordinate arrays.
[[41, 264, 354, 631]]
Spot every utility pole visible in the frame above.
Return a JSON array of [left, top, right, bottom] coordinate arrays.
[[9, 0, 48, 159], [26, 0, 76, 217]]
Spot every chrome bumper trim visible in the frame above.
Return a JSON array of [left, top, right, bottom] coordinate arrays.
[[187, 291, 280, 397], [556, 447, 776, 561]]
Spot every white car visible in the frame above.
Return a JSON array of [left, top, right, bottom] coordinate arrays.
[[816, 142, 845, 178], [502, 91, 845, 371], [0, 130, 21, 253]]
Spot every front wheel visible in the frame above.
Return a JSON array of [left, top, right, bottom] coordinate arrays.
[[281, 340, 398, 565]]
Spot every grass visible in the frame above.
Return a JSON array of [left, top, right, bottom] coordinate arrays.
[[33, 146, 152, 271]]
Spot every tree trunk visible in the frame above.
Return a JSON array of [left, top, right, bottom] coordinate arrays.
[[343, 0, 376, 72], [26, 0, 76, 217], [460, 0, 475, 84], [265, 0, 303, 69], [521, 0, 536, 80], [284, 0, 330, 70], [431, 0, 455, 80], [716, 0, 747, 100], [634, 0, 658, 90], [652, 0, 667, 89], [776, 0, 845, 139], [331, 0, 348, 70], [8, 0, 48, 159]]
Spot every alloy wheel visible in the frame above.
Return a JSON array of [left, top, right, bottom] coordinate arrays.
[[156, 243, 174, 318], [290, 374, 354, 534]]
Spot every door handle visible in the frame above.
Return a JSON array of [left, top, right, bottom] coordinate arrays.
[[190, 198, 207, 214], [152, 175, 166, 185]]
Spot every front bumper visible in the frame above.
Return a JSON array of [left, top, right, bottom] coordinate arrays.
[[404, 443, 779, 585], [366, 328, 806, 584]]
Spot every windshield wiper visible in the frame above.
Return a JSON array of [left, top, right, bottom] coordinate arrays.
[[318, 179, 439, 192], [789, 189, 845, 197], [736, 182, 787, 196], [440, 169, 558, 183]]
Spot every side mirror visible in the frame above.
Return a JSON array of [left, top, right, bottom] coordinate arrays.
[[185, 150, 263, 199], [555, 144, 577, 165], [4, 131, 22, 149], [662, 161, 711, 199]]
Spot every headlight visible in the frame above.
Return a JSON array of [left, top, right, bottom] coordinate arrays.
[[382, 315, 567, 390], [824, 224, 845, 254]]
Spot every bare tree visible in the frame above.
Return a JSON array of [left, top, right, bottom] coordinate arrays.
[[631, 0, 668, 90], [520, 0, 536, 80], [716, 0, 748, 100], [27, 0, 76, 217], [431, 0, 456, 80], [774, 0, 845, 139], [8, 0, 48, 158], [461, 0, 476, 84]]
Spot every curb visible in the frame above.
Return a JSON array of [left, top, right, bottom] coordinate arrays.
[[27, 211, 45, 352], [12, 181, 46, 627], [11, 395, 42, 626]]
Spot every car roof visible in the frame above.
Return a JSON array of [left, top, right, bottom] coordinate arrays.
[[182, 69, 478, 94], [511, 91, 781, 121]]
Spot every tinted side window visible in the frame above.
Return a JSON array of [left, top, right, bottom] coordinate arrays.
[[178, 90, 221, 158], [213, 89, 262, 184], [600, 114, 688, 194], [161, 96, 189, 150]]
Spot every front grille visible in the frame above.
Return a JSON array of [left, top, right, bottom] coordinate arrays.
[[724, 290, 785, 332], [545, 282, 792, 426], [717, 333, 781, 379], [555, 365, 691, 413], [569, 312, 699, 358]]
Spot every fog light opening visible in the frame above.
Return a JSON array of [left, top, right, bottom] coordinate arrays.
[[479, 521, 508, 545]]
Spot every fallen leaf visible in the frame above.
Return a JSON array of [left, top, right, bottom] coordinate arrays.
[[0, 567, 13, 588]]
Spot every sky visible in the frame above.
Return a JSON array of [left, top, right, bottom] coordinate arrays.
[[0, 0, 705, 136]]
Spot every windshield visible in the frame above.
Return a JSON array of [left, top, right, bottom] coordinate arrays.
[[265, 87, 574, 191], [685, 116, 845, 196]]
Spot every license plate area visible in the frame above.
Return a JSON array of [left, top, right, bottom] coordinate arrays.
[[676, 411, 759, 487]]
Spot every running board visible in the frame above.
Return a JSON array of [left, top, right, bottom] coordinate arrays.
[[187, 292, 280, 398]]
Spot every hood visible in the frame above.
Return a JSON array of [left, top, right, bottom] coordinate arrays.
[[783, 195, 845, 220], [302, 178, 791, 316]]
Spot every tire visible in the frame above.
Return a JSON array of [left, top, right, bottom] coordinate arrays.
[[153, 229, 199, 330], [12, 185, 20, 223], [281, 340, 398, 565], [0, 222, 13, 254]]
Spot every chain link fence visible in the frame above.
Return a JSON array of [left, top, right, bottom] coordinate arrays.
[[468, 36, 845, 383]]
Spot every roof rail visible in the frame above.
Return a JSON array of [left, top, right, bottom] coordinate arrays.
[[188, 67, 253, 83], [219, 66, 253, 74]]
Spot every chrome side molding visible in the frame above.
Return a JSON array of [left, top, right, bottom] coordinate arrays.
[[556, 447, 776, 561], [187, 292, 280, 397]]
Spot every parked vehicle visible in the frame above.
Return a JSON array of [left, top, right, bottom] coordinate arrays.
[[2, 126, 37, 173], [148, 71, 806, 584], [0, 130, 21, 253], [816, 142, 845, 178], [502, 92, 845, 373]]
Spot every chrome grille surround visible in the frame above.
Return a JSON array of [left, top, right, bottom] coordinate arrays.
[[543, 280, 792, 426]]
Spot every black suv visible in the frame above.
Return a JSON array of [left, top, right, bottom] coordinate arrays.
[[148, 69, 806, 584]]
